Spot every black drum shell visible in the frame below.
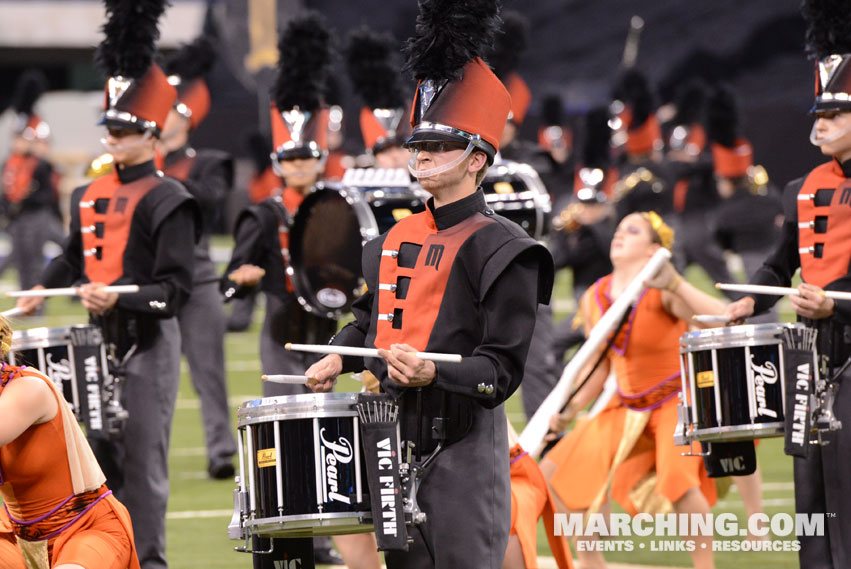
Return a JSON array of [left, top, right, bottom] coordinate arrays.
[[9, 325, 109, 433]]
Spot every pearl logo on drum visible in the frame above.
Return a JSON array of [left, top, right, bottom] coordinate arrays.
[[46, 353, 74, 386], [751, 355, 779, 418], [319, 428, 354, 505]]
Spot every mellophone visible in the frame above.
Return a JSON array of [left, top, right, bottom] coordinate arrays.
[[675, 322, 840, 456], [228, 392, 425, 551], [8, 324, 127, 434]]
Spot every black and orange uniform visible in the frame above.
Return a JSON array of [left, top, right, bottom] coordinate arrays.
[[47, 2, 196, 567], [223, 11, 336, 408], [333, 190, 553, 568], [222, 185, 336, 398], [0, 365, 140, 569], [746, 158, 851, 568], [1, 152, 63, 290], [2, 70, 64, 291], [161, 145, 238, 476], [39, 160, 197, 569], [334, 0, 554, 564]]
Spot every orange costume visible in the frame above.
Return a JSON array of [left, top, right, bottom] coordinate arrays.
[[509, 444, 574, 569], [548, 275, 716, 515], [0, 364, 139, 569]]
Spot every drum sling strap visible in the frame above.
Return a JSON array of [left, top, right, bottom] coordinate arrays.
[[267, 197, 294, 293], [355, 393, 409, 551]]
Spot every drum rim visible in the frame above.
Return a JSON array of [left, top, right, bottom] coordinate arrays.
[[686, 422, 785, 442], [244, 513, 374, 538], [11, 324, 102, 350], [237, 392, 359, 424], [680, 322, 805, 350]]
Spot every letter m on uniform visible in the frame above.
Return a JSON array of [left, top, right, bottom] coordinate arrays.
[[425, 244, 444, 270]]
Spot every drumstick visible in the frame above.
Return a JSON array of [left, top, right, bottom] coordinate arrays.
[[261, 374, 318, 386], [0, 307, 26, 318], [692, 314, 730, 324], [285, 343, 463, 363], [716, 283, 851, 301], [6, 285, 140, 298]]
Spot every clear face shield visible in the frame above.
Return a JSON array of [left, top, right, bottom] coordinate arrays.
[[407, 140, 475, 179], [100, 129, 153, 154], [271, 152, 327, 178], [809, 113, 851, 147]]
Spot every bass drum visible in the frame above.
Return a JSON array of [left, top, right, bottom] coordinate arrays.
[[481, 160, 552, 241], [288, 181, 427, 318]]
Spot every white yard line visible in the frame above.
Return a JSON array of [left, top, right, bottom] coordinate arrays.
[[166, 509, 234, 520]]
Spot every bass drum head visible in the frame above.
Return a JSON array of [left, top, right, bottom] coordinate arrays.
[[289, 186, 373, 318]]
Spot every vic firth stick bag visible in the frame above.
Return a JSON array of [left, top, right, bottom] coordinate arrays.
[[356, 393, 408, 550]]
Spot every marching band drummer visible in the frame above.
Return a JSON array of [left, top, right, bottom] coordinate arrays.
[[221, 12, 338, 401], [0, 316, 141, 569], [305, 0, 554, 566], [15, 2, 199, 568], [725, 2, 851, 566], [1, 70, 64, 297], [540, 212, 727, 569], [219, 14, 379, 568]]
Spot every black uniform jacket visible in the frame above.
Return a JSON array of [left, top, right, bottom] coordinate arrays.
[[335, 189, 554, 412], [41, 160, 199, 319], [221, 196, 290, 302], [750, 159, 851, 325], [163, 146, 233, 283]]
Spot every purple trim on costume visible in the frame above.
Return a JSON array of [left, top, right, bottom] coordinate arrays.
[[5, 493, 75, 525], [510, 450, 529, 466], [618, 371, 681, 399], [41, 490, 113, 541], [620, 388, 681, 412], [4, 489, 113, 541]]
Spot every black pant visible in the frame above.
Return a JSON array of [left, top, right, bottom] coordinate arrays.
[[795, 364, 851, 569]]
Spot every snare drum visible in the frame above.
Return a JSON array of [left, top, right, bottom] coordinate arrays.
[[482, 160, 552, 240], [288, 179, 427, 318], [678, 323, 805, 443], [9, 325, 114, 433], [231, 393, 373, 538]]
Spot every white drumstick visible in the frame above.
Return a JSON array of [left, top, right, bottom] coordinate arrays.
[[285, 343, 463, 363], [692, 314, 730, 324], [6, 285, 141, 298], [261, 374, 317, 386], [0, 307, 26, 318], [716, 283, 851, 301]]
